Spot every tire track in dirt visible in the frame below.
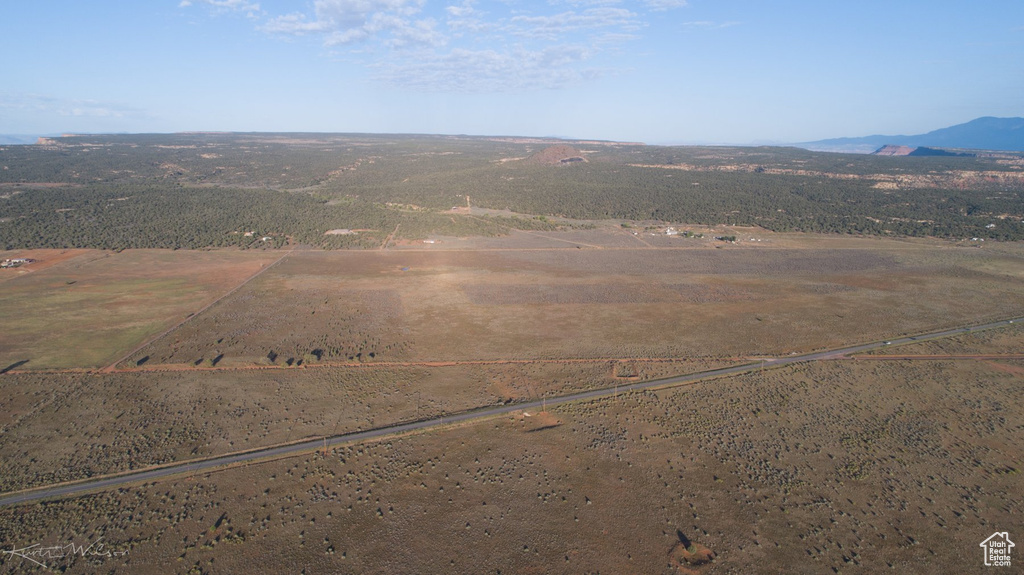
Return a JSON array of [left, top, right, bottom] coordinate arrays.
[[516, 230, 606, 249], [100, 249, 295, 373], [381, 223, 400, 250], [16, 353, 1024, 378], [983, 360, 1024, 376], [13, 356, 732, 376], [622, 229, 653, 247]]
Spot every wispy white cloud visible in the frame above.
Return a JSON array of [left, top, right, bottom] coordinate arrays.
[[188, 0, 688, 92], [644, 0, 687, 11], [262, 0, 414, 36], [261, 0, 440, 47], [446, 0, 476, 18], [679, 20, 740, 30], [374, 14, 445, 48], [446, 0, 495, 35], [558, 0, 625, 7], [509, 8, 640, 40], [373, 45, 603, 91], [180, 0, 262, 14]]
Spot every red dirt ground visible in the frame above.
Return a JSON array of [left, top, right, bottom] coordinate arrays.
[[0, 249, 93, 282]]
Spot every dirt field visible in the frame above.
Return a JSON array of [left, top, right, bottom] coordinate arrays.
[[1, 230, 1022, 573], [112, 235, 1024, 369], [0, 249, 92, 283], [0, 249, 280, 370]]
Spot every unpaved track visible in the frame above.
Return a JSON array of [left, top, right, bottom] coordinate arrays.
[[516, 230, 607, 249], [100, 249, 294, 372], [380, 223, 400, 249], [13, 356, 725, 376]]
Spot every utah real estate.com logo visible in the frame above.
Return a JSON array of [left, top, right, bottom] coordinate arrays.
[[980, 532, 1014, 567]]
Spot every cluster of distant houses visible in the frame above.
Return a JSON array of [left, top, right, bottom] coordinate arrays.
[[664, 227, 702, 238], [243, 231, 274, 241], [1, 258, 33, 268]]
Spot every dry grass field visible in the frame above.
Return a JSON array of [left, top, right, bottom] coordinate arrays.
[[106, 234, 1024, 370], [0, 249, 280, 370], [0, 355, 1020, 574], [1, 230, 1022, 573]]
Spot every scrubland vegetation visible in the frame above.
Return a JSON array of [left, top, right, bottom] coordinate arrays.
[[1, 133, 1022, 573], [1, 236, 1022, 496], [1, 354, 1020, 573], [2, 133, 1023, 251]]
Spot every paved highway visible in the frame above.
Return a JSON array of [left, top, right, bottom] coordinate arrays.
[[1, 315, 1020, 508]]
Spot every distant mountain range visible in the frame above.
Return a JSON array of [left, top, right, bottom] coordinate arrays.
[[797, 117, 1024, 153], [5, 118, 1023, 153]]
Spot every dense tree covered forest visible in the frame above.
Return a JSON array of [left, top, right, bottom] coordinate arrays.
[[1, 133, 1022, 249], [0, 184, 562, 250]]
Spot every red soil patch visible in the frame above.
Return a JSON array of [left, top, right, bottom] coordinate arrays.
[[0, 249, 93, 281], [524, 144, 587, 166], [511, 410, 562, 433], [983, 360, 1024, 376], [668, 541, 715, 573]]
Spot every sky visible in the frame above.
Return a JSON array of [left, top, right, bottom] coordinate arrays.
[[1, 1, 1022, 144]]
